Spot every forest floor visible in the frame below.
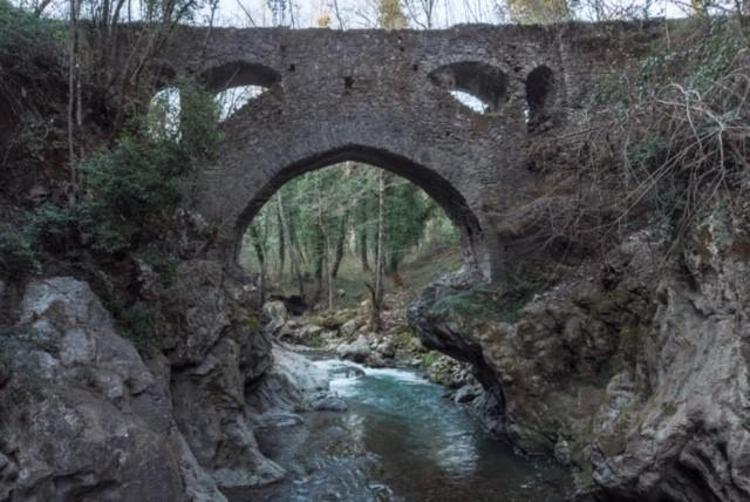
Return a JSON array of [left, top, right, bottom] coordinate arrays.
[[263, 245, 474, 388], [264, 244, 462, 311]]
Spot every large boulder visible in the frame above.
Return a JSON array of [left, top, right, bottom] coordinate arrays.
[[262, 300, 288, 335], [0, 277, 222, 502], [246, 345, 329, 413], [160, 260, 271, 378], [339, 318, 360, 337], [337, 335, 371, 363], [589, 210, 750, 501]]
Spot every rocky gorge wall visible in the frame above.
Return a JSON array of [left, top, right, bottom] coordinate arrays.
[[409, 197, 750, 501], [0, 257, 295, 501]]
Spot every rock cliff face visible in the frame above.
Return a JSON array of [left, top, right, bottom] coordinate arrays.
[[161, 260, 283, 490], [409, 204, 750, 501], [1, 204, 747, 502], [0, 265, 285, 501], [0, 277, 216, 501]]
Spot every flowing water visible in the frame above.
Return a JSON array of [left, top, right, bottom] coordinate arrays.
[[229, 357, 572, 502]]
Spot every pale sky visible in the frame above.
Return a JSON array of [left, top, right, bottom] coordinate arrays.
[[15, 0, 691, 28], [205, 0, 689, 29]]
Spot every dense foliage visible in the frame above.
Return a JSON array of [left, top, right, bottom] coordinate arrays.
[[241, 165, 458, 305]]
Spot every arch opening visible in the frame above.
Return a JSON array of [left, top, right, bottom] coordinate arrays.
[[231, 146, 485, 305], [428, 62, 508, 114], [216, 86, 269, 122], [200, 61, 281, 122], [200, 61, 281, 93], [525, 65, 555, 131], [239, 159, 469, 311]]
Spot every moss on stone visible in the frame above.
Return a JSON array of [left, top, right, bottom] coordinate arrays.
[[245, 312, 259, 332]]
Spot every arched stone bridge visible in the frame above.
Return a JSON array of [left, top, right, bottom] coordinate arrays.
[[155, 21, 663, 279]]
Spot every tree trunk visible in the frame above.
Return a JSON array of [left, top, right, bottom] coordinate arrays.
[[359, 227, 371, 272], [314, 175, 326, 303], [248, 224, 266, 277], [277, 189, 304, 296], [331, 218, 347, 279], [389, 256, 403, 287], [371, 170, 386, 332], [275, 194, 286, 280], [67, 0, 80, 198]]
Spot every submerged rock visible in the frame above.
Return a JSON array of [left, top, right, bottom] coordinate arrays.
[[310, 394, 349, 412]]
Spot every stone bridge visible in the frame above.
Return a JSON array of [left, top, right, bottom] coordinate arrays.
[[154, 21, 663, 279]]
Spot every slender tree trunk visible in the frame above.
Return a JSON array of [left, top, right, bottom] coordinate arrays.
[[327, 237, 334, 309], [277, 190, 304, 296], [314, 176, 326, 303], [370, 170, 386, 332], [275, 194, 286, 280], [67, 0, 79, 198], [313, 228, 325, 302], [248, 224, 266, 279], [389, 255, 403, 287], [331, 218, 347, 279], [358, 225, 371, 272]]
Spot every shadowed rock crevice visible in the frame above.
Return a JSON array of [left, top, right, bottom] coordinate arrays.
[[525, 65, 555, 131]]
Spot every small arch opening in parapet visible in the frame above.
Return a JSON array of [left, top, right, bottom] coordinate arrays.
[[216, 86, 269, 122], [145, 83, 258, 132], [201, 61, 281, 92], [525, 65, 555, 131], [428, 62, 508, 115], [201, 61, 281, 121]]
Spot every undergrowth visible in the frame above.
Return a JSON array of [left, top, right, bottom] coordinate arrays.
[[532, 17, 749, 261]]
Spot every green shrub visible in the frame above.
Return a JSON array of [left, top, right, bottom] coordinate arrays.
[[137, 247, 178, 287], [430, 272, 537, 324], [0, 0, 64, 51], [29, 203, 79, 256], [0, 224, 38, 280], [431, 286, 498, 319], [118, 303, 156, 347], [77, 81, 221, 255]]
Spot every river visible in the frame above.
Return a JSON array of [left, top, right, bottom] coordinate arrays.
[[227, 357, 573, 502]]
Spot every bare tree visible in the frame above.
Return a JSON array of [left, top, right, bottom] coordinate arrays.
[[403, 0, 437, 27]]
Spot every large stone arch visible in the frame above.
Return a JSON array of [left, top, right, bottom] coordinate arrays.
[[189, 75, 515, 279], [231, 145, 484, 272], [193, 114, 496, 279]]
